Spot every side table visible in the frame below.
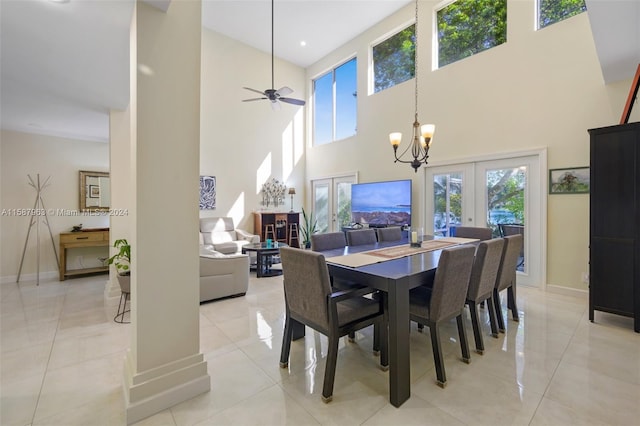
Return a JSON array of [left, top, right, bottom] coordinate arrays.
[[241, 242, 288, 278]]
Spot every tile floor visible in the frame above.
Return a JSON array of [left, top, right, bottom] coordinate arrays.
[[1, 273, 639, 425]]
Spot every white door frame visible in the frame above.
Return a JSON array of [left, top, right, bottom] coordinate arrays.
[[423, 148, 547, 289], [310, 173, 358, 233]]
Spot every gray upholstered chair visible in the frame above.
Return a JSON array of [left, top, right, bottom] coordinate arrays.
[[493, 234, 523, 332], [465, 238, 504, 354], [454, 226, 492, 241], [375, 226, 403, 242], [346, 229, 377, 246], [499, 224, 525, 268], [409, 245, 475, 387], [311, 232, 347, 252], [278, 247, 388, 403]]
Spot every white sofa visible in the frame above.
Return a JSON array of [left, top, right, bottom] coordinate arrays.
[[199, 246, 249, 303], [198, 217, 259, 303], [199, 217, 260, 254]]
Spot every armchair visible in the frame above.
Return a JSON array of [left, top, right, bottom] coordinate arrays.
[[199, 217, 260, 255]]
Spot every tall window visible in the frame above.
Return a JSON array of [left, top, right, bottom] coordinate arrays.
[[313, 58, 357, 145], [538, 0, 586, 29], [436, 0, 507, 68], [372, 24, 415, 94]]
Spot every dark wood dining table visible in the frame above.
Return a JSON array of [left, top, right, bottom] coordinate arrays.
[[318, 238, 443, 408]]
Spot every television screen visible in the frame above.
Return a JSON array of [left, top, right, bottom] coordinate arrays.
[[351, 179, 411, 226]]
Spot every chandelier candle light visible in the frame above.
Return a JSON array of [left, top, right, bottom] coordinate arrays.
[[389, 0, 436, 173]]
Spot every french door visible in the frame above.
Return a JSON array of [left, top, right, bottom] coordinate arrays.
[[425, 154, 544, 287], [311, 175, 357, 233]]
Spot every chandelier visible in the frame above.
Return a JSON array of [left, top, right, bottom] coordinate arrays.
[[389, 0, 435, 173]]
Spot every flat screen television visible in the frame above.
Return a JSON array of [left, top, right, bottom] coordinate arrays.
[[351, 179, 412, 227]]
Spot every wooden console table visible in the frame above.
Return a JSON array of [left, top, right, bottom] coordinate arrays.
[[59, 228, 110, 281]]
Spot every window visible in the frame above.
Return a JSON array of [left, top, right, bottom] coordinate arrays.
[[313, 58, 357, 145], [537, 0, 586, 29], [436, 0, 507, 68], [372, 24, 415, 94]]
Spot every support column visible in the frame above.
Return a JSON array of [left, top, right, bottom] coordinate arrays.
[[107, 106, 132, 299], [124, 1, 209, 423]]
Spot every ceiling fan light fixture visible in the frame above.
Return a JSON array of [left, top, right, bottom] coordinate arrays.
[[241, 0, 305, 109]]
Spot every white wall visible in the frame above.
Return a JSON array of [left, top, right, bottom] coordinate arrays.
[[0, 130, 109, 281], [200, 28, 306, 233], [304, 0, 639, 291]]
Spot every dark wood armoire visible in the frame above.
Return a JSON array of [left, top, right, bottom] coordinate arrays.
[[588, 122, 640, 332]]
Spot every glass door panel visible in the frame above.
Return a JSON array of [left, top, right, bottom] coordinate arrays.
[[426, 154, 542, 287], [312, 180, 330, 233], [312, 175, 357, 233], [433, 172, 463, 236]]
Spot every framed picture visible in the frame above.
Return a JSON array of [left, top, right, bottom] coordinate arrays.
[[89, 184, 100, 198], [199, 176, 216, 209], [549, 167, 590, 194]]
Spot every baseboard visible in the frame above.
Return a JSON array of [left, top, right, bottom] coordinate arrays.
[[546, 284, 588, 299]]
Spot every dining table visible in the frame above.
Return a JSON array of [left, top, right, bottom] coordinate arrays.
[[315, 236, 477, 408]]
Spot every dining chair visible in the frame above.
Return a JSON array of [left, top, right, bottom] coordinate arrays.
[[454, 226, 492, 241], [409, 244, 475, 387], [346, 228, 377, 246], [493, 234, 523, 332], [375, 226, 403, 242], [279, 247, 388, 402], [499, 224, 525, 268], [311, 232, 347, 252], [465, 238, 504, 354]]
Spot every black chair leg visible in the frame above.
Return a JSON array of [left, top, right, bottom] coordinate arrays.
[[456, 314, 471, 363], [429, 324, 447, 387], [486, 296, 499, 338], [373, 324, 380, 355], [493, 289, 506, 333], [379, 318, 388, 370], [279, 316, 294, 368], [348, 331, 356, 342], [507, 286, 519, 322], [468, 302, 484, 354], [322, 334, 339, 403]]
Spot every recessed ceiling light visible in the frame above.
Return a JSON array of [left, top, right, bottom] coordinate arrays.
[[50, 0, 71, 3], [300, 41, 307, 47]]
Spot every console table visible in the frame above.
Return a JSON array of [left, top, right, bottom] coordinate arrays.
[[59, 228, 110, 281]]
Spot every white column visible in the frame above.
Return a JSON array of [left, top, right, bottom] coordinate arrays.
[[107, 107, 132, 299], [124, 1, 209, 424]]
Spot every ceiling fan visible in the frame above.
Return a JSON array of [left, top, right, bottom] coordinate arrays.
[[242, 0, 306, 110]]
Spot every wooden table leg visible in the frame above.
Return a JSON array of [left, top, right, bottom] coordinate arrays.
[[387, 277, 411, 407]]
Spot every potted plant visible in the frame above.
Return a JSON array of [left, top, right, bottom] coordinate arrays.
[[107, 238, 131, 292], [300, 208, 318, 249]]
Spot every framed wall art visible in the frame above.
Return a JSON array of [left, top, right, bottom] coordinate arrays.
[[199, 175, 216, 209], [549, 167, 590, 194]]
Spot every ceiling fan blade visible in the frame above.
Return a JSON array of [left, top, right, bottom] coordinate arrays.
[[242, 97, 267, 102], [276, 86, 293, 96], [243, 87, 266, 96], [270, 100, 281, 111], [279, 97, 306, 106]]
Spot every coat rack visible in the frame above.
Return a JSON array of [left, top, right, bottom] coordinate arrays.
[[16, 174, 59, 285]]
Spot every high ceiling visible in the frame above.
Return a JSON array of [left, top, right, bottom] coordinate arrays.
[[1, 0, 638, 143]]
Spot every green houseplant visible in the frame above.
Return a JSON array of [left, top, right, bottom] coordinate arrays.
[[107, 238, 131, 277], [300, 208, 318, 249]]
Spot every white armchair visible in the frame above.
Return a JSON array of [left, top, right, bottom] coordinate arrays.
[[199, 217, 260, 255]]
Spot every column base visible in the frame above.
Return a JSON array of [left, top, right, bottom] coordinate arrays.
[[123, 351, 210, 425]]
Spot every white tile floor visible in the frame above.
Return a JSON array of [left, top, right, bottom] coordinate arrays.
[[2, 273, 639, 425]]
